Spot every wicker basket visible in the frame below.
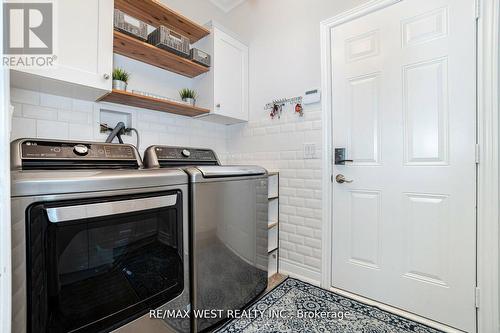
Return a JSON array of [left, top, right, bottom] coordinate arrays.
[[189, 48, 211, 67], [148, 26, 190, 58], [113, 9, 148, 41]]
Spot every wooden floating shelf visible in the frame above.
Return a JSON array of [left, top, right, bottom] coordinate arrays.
[[115, 0, 210, 43], [98, 90, 210, 117], [114, 31, 209, 78]]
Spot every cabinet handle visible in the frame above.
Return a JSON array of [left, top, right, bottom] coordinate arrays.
[[215, 103, 221, 108], [103, 73, 110, 80]]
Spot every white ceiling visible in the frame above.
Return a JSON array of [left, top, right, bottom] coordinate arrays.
[[209, 0, 247, 13]]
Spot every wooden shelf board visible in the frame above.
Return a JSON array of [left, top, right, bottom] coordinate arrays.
[[114, 31, 209, 78], [115, 0, 210, 43], [98, 90, 210, 117]]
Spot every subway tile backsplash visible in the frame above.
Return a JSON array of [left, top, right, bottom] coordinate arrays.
[[225, 107, 323, 281], [10, 88, 227, 157]]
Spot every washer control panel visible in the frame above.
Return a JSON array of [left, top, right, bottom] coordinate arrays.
[[21, 140, 136, 160], [154, 146, 218, 164]]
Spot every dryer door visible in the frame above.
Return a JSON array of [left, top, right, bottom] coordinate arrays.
[[26, 191, 184, 333]]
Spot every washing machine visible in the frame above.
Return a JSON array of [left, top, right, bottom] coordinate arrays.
[[11, 139, 190, 333], [144, 145, 269, 332]]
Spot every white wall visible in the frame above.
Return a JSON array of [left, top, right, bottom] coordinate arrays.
[[221, 0, 368, 283], [0, 2, 12, 332], [1, 77, 11, 333]]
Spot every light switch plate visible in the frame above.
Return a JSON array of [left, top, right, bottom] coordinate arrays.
[[303, 143, 316, 159]]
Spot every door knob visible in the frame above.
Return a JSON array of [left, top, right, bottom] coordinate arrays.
[[335, 174, 353, 184], [103, 73, 110, 80]]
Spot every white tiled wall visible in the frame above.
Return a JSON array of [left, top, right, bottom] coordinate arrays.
[[226, 105, 323, 283], [10, 88, 227, 156]]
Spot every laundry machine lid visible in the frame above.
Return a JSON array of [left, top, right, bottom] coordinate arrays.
[[185, 165, 267, 183], [197, 166, 267, 178], [11, 168, 188, 197]]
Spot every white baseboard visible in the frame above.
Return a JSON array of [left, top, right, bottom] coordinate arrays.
[[279, 259, 321, 286], [278, 259, 462, 332], [329, 287, 464, 333]]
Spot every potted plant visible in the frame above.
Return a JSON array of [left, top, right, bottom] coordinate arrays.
[[112, 68, 130, 91], [179, 88, 197, 106]]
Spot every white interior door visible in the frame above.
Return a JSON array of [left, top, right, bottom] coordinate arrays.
[[330, 0, 477, 331]]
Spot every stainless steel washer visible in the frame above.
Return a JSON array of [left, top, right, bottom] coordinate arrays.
[[144, 146, 269, 332], [11, 139, 190, 333]]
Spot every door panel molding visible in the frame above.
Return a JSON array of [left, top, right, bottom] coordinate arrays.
[[348, 72, 381, 165], [402, 192, 450, 288], [402, 56, 449, 166], [401, 7, 448, 47], [348, 189, 381, 270], [345, 30, 380, 62], [321, 0, 500, 332]]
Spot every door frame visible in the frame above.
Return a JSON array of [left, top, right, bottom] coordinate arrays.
[[319, 0, 499, 332]]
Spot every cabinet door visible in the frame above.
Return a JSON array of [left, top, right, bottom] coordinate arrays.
[[14, 0, 113, 95], [213, 28, 248, 121]]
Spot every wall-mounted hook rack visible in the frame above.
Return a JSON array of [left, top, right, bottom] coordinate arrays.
[[266, 95, 304, 119], [264, 96, 303, 110]]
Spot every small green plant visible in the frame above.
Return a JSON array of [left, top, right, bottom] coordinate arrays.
[[112, 67, 130, 83], [179, 88, 197, 100]]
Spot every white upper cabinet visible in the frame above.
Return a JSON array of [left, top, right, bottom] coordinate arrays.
[[10, 0, 113, 101], [194, 22, 249, 124]]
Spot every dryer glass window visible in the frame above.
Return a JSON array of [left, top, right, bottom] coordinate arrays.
[[26, 191, 184, 333]]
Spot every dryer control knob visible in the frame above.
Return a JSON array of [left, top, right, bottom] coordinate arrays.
[[74, 144, 89, 156], [182, 149, 191, 157]]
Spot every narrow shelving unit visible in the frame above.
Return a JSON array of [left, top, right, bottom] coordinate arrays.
[[98, 90, 210, 117], [268, 172, 280, 277]]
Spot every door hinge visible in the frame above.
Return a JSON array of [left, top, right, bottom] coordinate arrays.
[[475, 144, 480, 164], [475, 0, 480, 19], [475, 287, 480, 308], [331, 174, 334, 182]]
